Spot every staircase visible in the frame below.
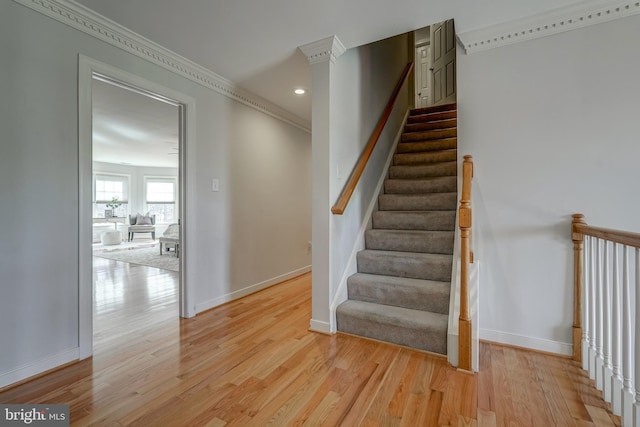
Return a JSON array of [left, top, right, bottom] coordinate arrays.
[[336, 102, 458, 354]]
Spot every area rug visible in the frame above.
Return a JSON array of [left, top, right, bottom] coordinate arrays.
[[93, 245, 179, 272]]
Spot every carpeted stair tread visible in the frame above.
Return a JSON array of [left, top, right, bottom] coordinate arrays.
[[347, 273, 450, 314], [365, 229, 453, 254], [410, 102, 457, 116], [336, 300, 448, 354], [407, 110, 457, 124], [379, 193, 457, 211], [404, 118, 457, 133], [372, 211, 455, 231], [401, 128, 457, 142], [396, 138, 457, 153], [357, 250, 452, 281], [384, 176, 456, 194], [336, 104, 457, 353], [393, 149, 457, 166], [389, 162, 457, 179]]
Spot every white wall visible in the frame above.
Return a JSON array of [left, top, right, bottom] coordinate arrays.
[[457, 14, 640, 354], [308, 34, 411, 331], [0, 1, 311, 387]]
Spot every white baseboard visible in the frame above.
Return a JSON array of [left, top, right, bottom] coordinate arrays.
[[309, 319, 331, 334], [0, 348, 79, 389], [480, 328, 572, 356], [195, 265, 311, 314]]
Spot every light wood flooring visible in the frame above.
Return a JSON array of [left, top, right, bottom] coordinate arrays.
[[0, 257, 619, 426], [478, 342, 620, 426]]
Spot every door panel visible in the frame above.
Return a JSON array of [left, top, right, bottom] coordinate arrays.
[[416, 45, 431, 107], [430, 19, 456, 105], [433, 68, 442, 105]]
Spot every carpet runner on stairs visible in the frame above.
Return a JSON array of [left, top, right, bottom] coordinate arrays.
[[336, 102, 457, 355]]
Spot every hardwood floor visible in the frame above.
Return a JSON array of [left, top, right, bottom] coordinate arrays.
[[478, 341, 621, 427], [0, 257, 619, 426]]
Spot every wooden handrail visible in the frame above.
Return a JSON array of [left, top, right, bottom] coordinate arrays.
[[331, 61, 415, 215], [573, 219, 640, 249], [458, 155, 473, 372]]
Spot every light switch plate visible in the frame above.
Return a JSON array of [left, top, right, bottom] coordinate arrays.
[[212, 179, 220, 192]]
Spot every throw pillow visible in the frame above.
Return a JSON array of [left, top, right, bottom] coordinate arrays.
[[136, 213, 153, 225]]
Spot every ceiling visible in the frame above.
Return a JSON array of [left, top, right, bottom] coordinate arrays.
[[92, 78, 180, 168], [81, 0, 584, 167]]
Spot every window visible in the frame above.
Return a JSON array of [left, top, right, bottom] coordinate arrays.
[[146, 178, 176, 223], [94, 174, 129, 217]]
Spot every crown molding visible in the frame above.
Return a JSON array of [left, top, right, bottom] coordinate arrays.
[[299, 36, 346, 65], [12, 0, 311, 132], [457, 0, 640, 54]]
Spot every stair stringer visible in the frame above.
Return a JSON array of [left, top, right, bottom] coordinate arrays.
[[329, 111, 409, 332]]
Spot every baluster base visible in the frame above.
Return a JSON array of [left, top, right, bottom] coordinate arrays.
[[611, 376, 623, 415], [633, 402, 640, 427], [603, 364, 613, 403], [588, 347, 597, 381], [595, 356, 605, 391], [622, 389, 634, 426], [581, 339, 589, 371]]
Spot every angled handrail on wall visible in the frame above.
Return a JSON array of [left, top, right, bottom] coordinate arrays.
[[331, 61, 414, 215], [458, 155, 474, 372], [572, 214, 640, 424]]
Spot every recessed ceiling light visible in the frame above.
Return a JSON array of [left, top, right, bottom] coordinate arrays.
[[294, 88, 306, 95]]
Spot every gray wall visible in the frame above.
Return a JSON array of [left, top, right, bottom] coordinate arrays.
[[0, 1, 311, 386], [457, 14, 640, 353]]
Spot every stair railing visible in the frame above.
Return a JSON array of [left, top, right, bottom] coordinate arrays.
[[331, 61, 414, 215], [458, 155, 474, 372], [572, 214, 640, 423]]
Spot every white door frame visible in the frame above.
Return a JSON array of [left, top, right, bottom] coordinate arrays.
[[78, 55, 197, 359]]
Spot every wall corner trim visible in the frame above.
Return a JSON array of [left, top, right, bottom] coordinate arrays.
[[299, 35, 346, 65], [12, 0, 311, 132], [457, 0, 640, 54]]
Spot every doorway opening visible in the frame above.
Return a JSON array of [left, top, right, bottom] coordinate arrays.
[[78, 56, 196, 360], [91, 75, 181, 352], [413, 19, 457, 108], [414, 26, 431, 108]]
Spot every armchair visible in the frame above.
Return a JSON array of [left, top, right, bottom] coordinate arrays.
[[128, 213, 156, 241]]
